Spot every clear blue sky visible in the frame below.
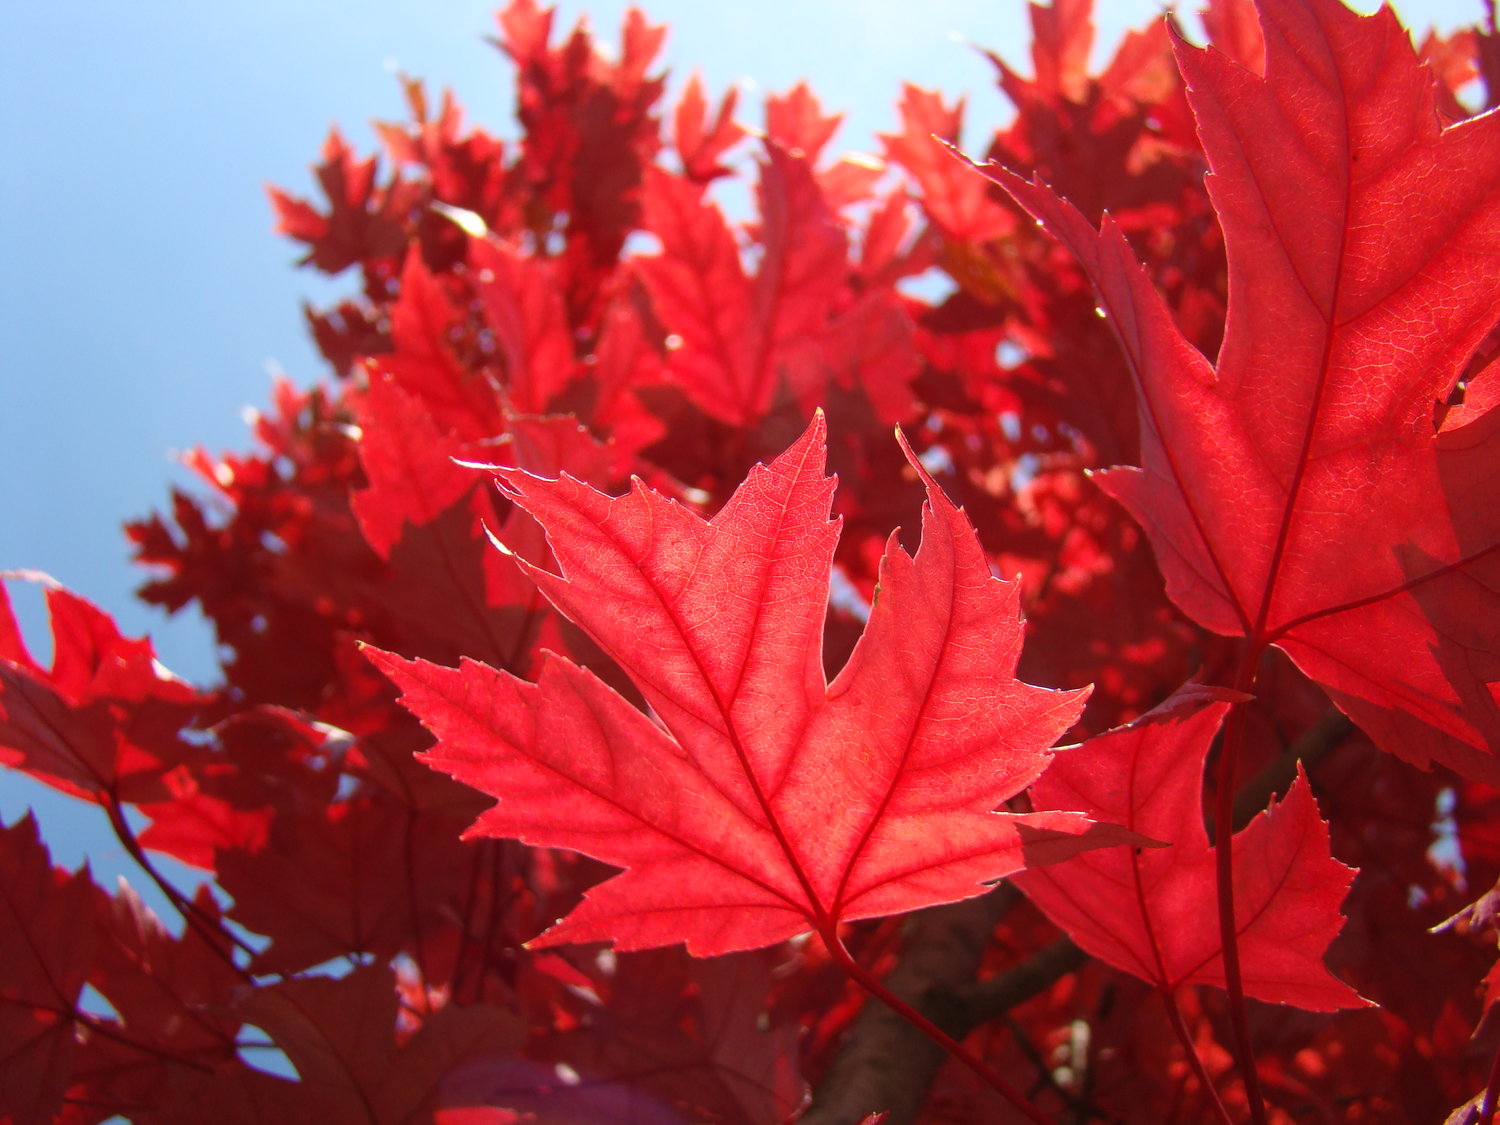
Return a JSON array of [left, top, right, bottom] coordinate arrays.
[[0, 0, 1484, 879]]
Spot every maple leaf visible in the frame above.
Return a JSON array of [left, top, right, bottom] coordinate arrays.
[[349, 371, 624, 682], [168, 965, 525, 1124], [0, 574, 204, 804], [977, 0, 1500, 782], [376, 78, 510, 236], [673, 72, 746, 183], [765, 82, 843, 166], [351, 377, 486, 562], [880, 85, 1014, 246], [303, 297, 390, 378], [368, 413, 1140, 956], [64, 883, 249, 1116], [90, 884, 243, 1054], [219, 790, 466, 976], [375, 252, 507, 443], [1015, 685, 1364, 1010], [268, 128, 415, 275], [637, 146, 916, 430], [467, 238, 576, 415], [496, 0, 666, 318]]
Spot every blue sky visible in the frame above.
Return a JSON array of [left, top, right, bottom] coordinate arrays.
[[0, 0, 1484, 877]]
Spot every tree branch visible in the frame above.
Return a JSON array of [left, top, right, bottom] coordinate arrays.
[[803, 888, 1086, 1125], [1231, 709, 1352, 831]]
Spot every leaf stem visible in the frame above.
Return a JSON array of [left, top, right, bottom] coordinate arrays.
[[821, 927, 1059, 1125], [0, 994, 220, 1073], [1215, 648, 1268, 1125], [101, 794, 257, 978], [1158, 986, 1235, 1125]]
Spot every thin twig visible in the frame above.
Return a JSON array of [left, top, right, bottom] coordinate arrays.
[[1159, 986, 1235, 1125], [1214, 651, 1270, 1125], [801, 893, 1016, 1125], [101, 797, 257, 977]]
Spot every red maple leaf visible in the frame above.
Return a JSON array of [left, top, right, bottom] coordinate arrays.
[[978, 0, 1500, 782], [0, 575, 204, 804], [673, 72, 746, 183], [637, 144, 915, 430], [374, 252, 507, 443], [1015, 685, 1364, 1011], [880, 85, 1014, 247], [369, 414, 1140, 956], [375, 78, 511, 237], [268, 128, 415, 275], [467, 238, 576, 416]]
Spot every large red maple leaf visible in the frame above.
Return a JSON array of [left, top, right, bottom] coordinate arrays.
[[370, 414, 1139, 956], [978, 0, 1500, 782]]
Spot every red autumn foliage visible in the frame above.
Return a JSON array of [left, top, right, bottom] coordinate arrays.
[[4, 1, 1500, 1122]]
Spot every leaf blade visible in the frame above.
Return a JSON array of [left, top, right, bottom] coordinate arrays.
[[976, 0, 1500, 781], [370, 416, 1113, 956]]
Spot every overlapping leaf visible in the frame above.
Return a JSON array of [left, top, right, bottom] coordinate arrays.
[[0, 576, 204, 803], [1015, 685, 1363, 1010], [462, 948, 807, 1123], [223, 965, 524, 1124], [979, 0, 1500, 781], [637, 138, 916, 428]]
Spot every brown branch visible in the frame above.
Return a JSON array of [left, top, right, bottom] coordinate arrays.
[[1230, 709, 1352, 831], [801, 892, 1015, 1125], [950, 935, 1087, 1027], [802, 887, 1086, 1125]]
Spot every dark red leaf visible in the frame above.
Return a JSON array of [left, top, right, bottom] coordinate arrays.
[[0, 815, 94, 1125], [234, 965, 525, 1123]]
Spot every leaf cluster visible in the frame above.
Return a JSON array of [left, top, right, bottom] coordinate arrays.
[[5, 1, 1500, 1122]]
